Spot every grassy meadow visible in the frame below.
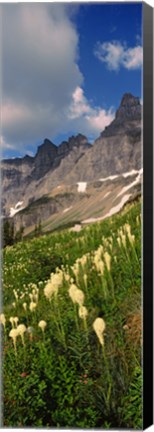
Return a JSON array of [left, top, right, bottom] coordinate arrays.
[[1, 199, 142, 428]]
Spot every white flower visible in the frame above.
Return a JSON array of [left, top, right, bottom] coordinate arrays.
[[23, 302, 27, 311], [17, 324, 26, 345], [68, 285, 84, 306], [104, 252, 111, 271], [83, 274, 87, 287], [78, 306, 88, 320], [38, 320, 47, 332], [27, 326, 34, 339], [9, 328, 18, 353], [0, 313, 6, 327], [14, 317, 19, 328], [9, 317, 15, 328], [68, 284, 78, 303], [73, 288, 85, 306], [44, 282, 58, 300], [29, 302, 37, 312], [13, 289, 18, 300], [93, 254, 104, 275], [9, 328, 18, 341], [17, 324, 26, 335], [93, 317, 106, 346], [124, 223, 135, 244], [64, 273, 71, 282]]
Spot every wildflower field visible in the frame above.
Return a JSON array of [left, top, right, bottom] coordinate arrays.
[[1, 200, 142, 428]]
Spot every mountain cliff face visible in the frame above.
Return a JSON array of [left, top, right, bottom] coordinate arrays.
[[1, 93, 142, 232]]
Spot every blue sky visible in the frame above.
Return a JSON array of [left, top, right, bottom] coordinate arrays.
[[1, 2, 142, 159]]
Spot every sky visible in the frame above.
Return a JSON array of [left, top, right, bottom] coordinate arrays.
[[1, 2, 142, 159]]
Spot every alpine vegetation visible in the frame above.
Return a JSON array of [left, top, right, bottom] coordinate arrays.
[[2, 199, 142, 428]]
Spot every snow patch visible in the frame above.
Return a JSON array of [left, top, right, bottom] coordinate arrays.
[[82, 194, 131, 224], [117, 173, 141, 198], [15, 201, 23, 209], [10, 201, 24, 217], [122, 169, 138, 178], [82, 217, 98, 224], [99, 168, 142, 182], [70, 224, 82, 232], [103, 194, 132, 218], [63, 206, 72, 213], [99, 175, 119, 182], [10, 207, 24, 217], [103, 191, 111, 199], [77, 182, 87, 193]]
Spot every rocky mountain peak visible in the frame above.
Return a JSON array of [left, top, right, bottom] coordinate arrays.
[[101, 93, 141, 138], [35, 138, 57, 159], [68, 134, 88, 148], [115, 93, 141, 121], [33, 139, 58, 179]]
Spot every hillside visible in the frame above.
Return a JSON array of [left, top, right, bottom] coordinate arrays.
[[1, 93, 142, 234], [2, 200, 142, 427]]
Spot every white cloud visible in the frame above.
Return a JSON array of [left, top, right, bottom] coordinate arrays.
[[1, 4, 116, 155], [1, 4, 83, 152], [68, 87, 91, 119], [95, 40, 143, 71], [67, 86, 114, 136]]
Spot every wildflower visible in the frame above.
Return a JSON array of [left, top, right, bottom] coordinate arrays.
[[64, 273, 71, 282], [29, 302, 37, 312], [71, 263, 80, 280], [123, 324, 129, 330], [44, 269, 63, 301], [69, 284, 85, 306], [117, 232, 126, 248], [9, 328, 18, 354], [27, 326, 34, 334], [44, 282, 57, 300], [0, 313, 6, 328], [9, 317, 15, 328], [27, 326, 34, 341], [23, 302, 27, 311], [38, 320, 47, 332], [93, 248, 105, 275], [104, 251, 111, 271], [83, 274, 87, 287], [21, 372, 27, 378], [12, 302, 16, 308], [33, 293, 39, 303], [78, 305, 88, 320], [17, 324, 26, 346], [13, 289, 18, 300], [51, 269, 63, 288], [93, 317, 106, 346], [68, 283, 77, 299], [124, 223, 135, 244], [14, 317, 19, 328], [93, 255, 104, 275], [74, 289, 85, 306]]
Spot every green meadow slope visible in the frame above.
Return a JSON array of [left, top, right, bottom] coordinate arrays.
[[2, 199, 142, 428]]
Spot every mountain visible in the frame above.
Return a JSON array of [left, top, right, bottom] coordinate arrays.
[[1, 93, 142, 234]]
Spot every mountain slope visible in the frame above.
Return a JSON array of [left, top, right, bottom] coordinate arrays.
[[1, 93, 142, 232]]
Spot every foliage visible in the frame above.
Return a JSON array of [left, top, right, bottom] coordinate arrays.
[[2, 201, 142, 427]]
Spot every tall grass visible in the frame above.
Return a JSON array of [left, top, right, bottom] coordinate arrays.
[[1, 201, 142, 427]]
